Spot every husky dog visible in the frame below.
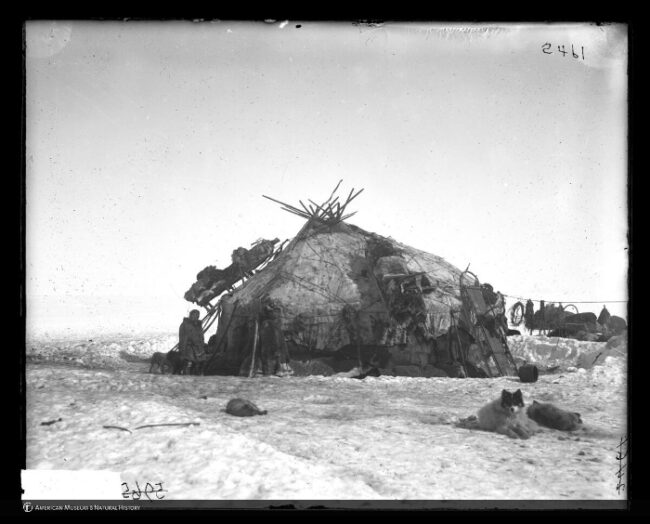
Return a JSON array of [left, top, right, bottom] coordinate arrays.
[[225, 398, 268, 417], [149, 350, 184, 374], [167, 351, 185, 374], [477, 389, 534, 439], [526, 400, 583, 431], [149, 352, 172, 374]]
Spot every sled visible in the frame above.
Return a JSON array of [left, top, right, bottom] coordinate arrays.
[[458, 270, 519, 377]]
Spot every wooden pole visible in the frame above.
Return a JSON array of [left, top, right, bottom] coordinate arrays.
[[346, 188, 365, 205], [344, 187, 355, 206], [308, 199, 329, 218], [337, 211, 358, 222], [262, 195, 306, 215], [248, 318, 260, 378], [336, 188, 356, 217], [327, 179, 343, 201], [322, 197, 340, 219], [281, 206, 311, 219]]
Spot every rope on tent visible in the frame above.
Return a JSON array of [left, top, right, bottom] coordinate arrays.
[[300, 254, 346, 273], [281, 271, 352, 306], [302, 239, 349, 277]]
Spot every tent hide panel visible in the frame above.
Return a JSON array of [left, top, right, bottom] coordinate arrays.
[[205, 220, 467, 372]]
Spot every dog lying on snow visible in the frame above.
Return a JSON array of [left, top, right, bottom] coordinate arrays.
[[526, 400, 583, 431], [149, 350, 184, 374], [455, 389, 583, 439], [225, 398, 267, 417]]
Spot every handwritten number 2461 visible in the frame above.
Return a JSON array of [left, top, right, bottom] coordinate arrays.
[[542, 43, 584, 60]]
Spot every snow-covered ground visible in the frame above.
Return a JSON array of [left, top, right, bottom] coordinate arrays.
[[25, 334, 627, 501]]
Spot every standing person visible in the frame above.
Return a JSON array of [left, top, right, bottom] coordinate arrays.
[[258, 296, 293, 376], [538, 300, 546, 335], [178, 309, 207, 375], [524, 299, 535, 335]]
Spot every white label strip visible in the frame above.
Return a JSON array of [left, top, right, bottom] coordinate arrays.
[[21, 470, 122, 500]]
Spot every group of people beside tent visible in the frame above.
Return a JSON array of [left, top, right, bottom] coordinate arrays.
[[519, 300, 626, 340]]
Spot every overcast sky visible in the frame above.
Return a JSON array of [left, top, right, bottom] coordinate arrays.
[[25, 21, 628, 335]]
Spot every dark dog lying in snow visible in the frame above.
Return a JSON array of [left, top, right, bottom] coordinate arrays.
[[149, 350, 184, 374], [149, 352, 170, 374], [526, 400, 583, 431], [225, 398, 267, 417]]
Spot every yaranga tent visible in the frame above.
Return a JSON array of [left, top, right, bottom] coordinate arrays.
[[184, 183, 515, 378]]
